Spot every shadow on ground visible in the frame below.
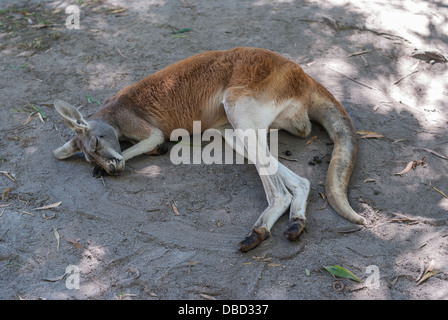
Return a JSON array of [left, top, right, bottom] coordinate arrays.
[[0, 0, 447, 300]]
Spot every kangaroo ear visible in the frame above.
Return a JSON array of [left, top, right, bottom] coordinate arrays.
[[54, 99, 90, 134]]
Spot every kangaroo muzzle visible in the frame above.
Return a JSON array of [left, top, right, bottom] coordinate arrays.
[[106, 157, 125, 175]]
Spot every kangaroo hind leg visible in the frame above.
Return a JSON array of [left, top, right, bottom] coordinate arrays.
[[277, 164, 310, 240], [222, 93, 292, 252]]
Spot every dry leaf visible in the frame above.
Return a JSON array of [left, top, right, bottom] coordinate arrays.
[[126, 267, 141, 279], [2, 187, 11, 200], [37, 112, 45, 123], [415, 148, 448, 160], [357, 130, 384, 139], [43, 273, 67, 282], [66, 238, 82, 250], [117, 48, 126, 58], [261, 258, 272, 262], [426, 259, 435, 272], [53, 228, 60, 250], [394, 157, 426, 176], [357, 130, 381, 135], [360, 134, 384, 139], [33, 201, 62, 210], [387, 218, 418, 223], [30, 24, 56, 29], [23, 112, 36, 125], [394, 70, 419, 85], [42, 212, 56, 220], [332, 280, 345, 292], [318, 192, 328, 210], [278, 155, 299, 162], [411, 51, 447, 63], [199, 293, 217, 300], [267, 263, 282, 267], [417, 271, 440, 285], [109, 8, 127, 14], [417, 260, 439, 285], [18, 210, 34, 216], [434, 187, 448, 199], [347, 50, 373, 57], [188, 261, 200, 266], [394, 161, 415, 175], [306, 136, 318, 145], [172, 203, 180, 215]]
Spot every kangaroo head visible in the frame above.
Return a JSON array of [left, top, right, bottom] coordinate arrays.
[[52, 99, 125, 175]]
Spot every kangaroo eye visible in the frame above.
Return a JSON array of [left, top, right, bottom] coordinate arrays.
[[99, 135, 104, 139]]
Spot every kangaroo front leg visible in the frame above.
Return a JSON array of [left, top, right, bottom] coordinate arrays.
[[121, 127, 165, 162]]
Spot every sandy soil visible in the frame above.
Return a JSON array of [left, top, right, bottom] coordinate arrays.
[[0, 0, 447, 300]]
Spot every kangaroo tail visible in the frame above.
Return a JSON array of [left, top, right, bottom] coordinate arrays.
[[308, 82, 366, 225]]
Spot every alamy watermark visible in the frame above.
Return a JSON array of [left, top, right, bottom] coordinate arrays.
[[169, 121, 279, 175], [365, 265, 380, 289], [65, 265, 80, 290], [65, 5, 80, 29]]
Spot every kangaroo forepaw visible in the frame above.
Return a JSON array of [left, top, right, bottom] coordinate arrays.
[[92, 165, 108, 178], [238, 227, 270, 253], [283, 219, 306, 241], [154, 142, 169, 155]]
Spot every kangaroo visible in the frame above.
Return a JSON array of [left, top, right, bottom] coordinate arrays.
[[53, 47, 366, 252]]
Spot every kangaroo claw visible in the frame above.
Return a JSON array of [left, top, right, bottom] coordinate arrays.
[[238, 227, 270, 252], [283, 218, 306, 241], [92, 165, 108, 178]]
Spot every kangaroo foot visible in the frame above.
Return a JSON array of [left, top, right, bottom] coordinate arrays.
[[153, 142, 169, 155], [238, 226, 270, 252], [283, 218, 306, 241]]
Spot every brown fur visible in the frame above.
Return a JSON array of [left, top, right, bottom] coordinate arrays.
[[93, 48, 317, 137]]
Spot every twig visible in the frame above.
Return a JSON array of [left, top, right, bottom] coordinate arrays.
[[347, 50, 373, 58], [117, 48, 126, 58], [18, 210, 34, 216], [415, 147, 448, 160], [329, 67, 379, 91], [278, 155, 299, 162], [394, 70, 419, 85], [0, 171, 15, 182], [434, 187, 448, 199], [171, 199, 180, 215], [360, 55, 369, 67]]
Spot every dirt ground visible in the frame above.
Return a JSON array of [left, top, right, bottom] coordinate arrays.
[[1, 0, 447, 300]]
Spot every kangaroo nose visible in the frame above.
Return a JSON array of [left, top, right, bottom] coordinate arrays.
[[108, 158, 124, 174]]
